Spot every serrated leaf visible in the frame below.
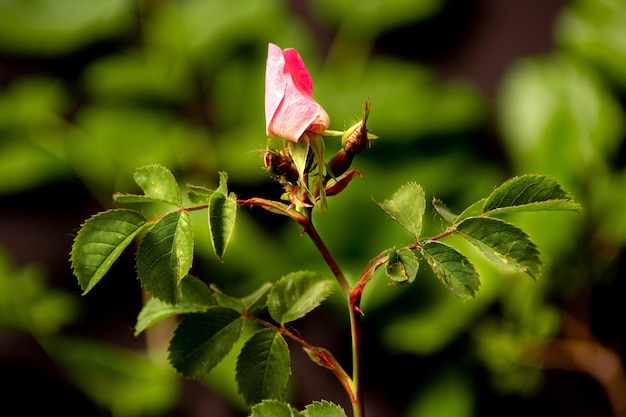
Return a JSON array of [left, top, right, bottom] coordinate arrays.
[[168, 307, 244, 379], [385, 247, 419, 284], [483, 174, 581, 215], [210, 282, 272, 314], [373, 182, 425, 239], [250, 400, 303, 417], [236, 329, 290, 406], [420, 241, 480, 299], [71, 209, 147, 294], [432, 198, 458, 223], [132, 164, 183, 206], [209, 191, 237, 261], [455, 198, 486, 223], [456, 216, 542, 280], [302, 400, 348, 417], [268, 271, 335, 325], [136, 211, 193, 304], [186, 184, 214, 205], [134, 276, 214, 336]]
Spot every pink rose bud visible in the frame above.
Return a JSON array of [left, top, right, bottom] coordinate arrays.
[[265, 43, 330, 142]]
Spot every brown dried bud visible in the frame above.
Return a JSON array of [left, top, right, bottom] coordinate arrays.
[[264, 148, 299, 183], [328, 148, 355, 178]]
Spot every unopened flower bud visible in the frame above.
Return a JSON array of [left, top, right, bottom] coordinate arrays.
[[341, 99, 375, 155], [342, 120, 369, 155], [264, 148, 299, 183]]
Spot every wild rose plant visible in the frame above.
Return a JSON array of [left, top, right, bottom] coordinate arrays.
[[71, 43, 581, 417]]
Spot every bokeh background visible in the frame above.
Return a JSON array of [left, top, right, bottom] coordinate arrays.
[[1, 0, 625, 416]]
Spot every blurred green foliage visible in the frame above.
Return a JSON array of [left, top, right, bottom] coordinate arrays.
[[1, 0, 624, 416]]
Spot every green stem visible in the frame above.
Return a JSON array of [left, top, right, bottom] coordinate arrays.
[[302, 219, 364, 417]]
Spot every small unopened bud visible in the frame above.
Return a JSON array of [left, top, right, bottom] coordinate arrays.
[[264, 148, 299, 183], [342, 120, 368, 155], [342, 99, 375, 155]]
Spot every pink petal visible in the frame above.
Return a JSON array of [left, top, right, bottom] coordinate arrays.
[[282, 48, 313, 96], [265, 43, 287, 136], [264, 43, 330, 142]]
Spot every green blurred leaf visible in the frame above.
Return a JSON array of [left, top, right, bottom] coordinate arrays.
[[498, 55, 623, 182], [420, 241, 480, 299], [135, 275, 214, 336], [0, 0, 133, 55], [168, 307, 244, 379], [385, 247, 419, 284], [236, 328, 290, 406], [137, 211, 194, 304], [405, 369, 474, 417], [268, 271, 335, 325], [250, 400, 303, 417], [374, 182, 425, 239], [0, 249, 78, 334], [302, 400, 348, 417], [456, 217, 542, 280], [315, 0, 442, 33], [557, 0, 626, 88], [71, 209, 147, 294], [54, 338, 177, 416], [483, 174, 581, 215], [115, 164, 182, 206]]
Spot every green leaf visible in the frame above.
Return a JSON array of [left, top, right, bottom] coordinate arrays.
[[210, 282, 273, 314], [432, 198, 458, 224], [168, 307, 244, 379], [288, 135, 310, 181], [71, 209, 147, 294], [483, 174, 581, 215], [117, 164, 183, 206], [420, 241, 480, 299], [186, 184, 214, 205], [385, 247, 419, 284], [456, 217, 542, 280], [302, 400, 348, 417], [456, 198, 486, 223], [373, 182, 425, 239], [209, 183, 237, 261], [135, 275, 214, 336], [136, 211, 194, 304], [236, 328, 290, 406], [249, 400, 303, 417], [268, 271, 335, 325]]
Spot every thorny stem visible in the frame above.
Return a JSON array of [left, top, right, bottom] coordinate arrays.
[[152, 200, 461, 417], [174, 199, 460, 417]]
